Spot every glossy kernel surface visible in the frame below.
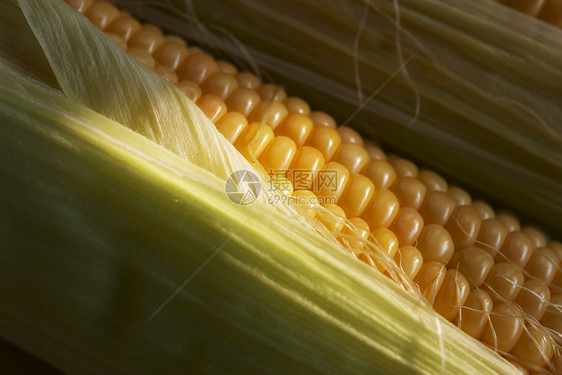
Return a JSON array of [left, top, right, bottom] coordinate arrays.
[[105, 32, 127, 50], [305, 126, 342, 161], [289, 147, 325, 191], [447, 186, 472, 206], [417, 224, 455, 263], [540, 294, 562, 334], [414, 261, 447, 304], [106, 16, 141, 41], [153, 65, 178, 84], [498, 231, 535, 267], [309, 111, 336, 128], [216, 112, 248, 143], [67, 0, 95, 13], [235, 122, 274, 160], [372, 228, 399, 260], [363, 160, 397, 189], [388, 207, 424, 247], [216, 60, 237, 74], [476, 218, 509, 258], [485, 263, 524, 302], [249, 100, 288, 129], [341, 217, 370, 251], [364, 142, 386, 160], [284, 97, 310, 115], [275, 113, 314, 147], [472, 200, 495, 220], [449, 246, 494, 287], [317, 204, 346, 233], [511, 325, 554, 368], [196, 94, 227, 124], [177, 53, 219, 85], [128, 27, 165, 54], [127, 47, 155, 68], [391, 177, 427, 210], [433, 269, 470, 321], [237, 72, 261, 89], [176, 80, 201, 101], [394, 246, 423, 280], [516, 280, 551, 321], [445, 206, 482, 249], [495, 211, 521, 232], [482, 303, 525, 352], [86, 1, 120, 30], [333, 143, 370, 174], [257, 84, 287, 102], [521, 226, 548, 248], [525, 246, 560, 284], [418, 170, 447, 192], [419, 191, 456, 226], [154, 41, 189, 70], [456, 289, 493, 339], [389, 158, 418, 178], [200, 72, 239, 100], [362, 188, 400, 229], [226, 88, 261, 117], [339, 175, 375, 218], [258, 136, 297, 173], [313, 162, 350, 202], [337, 127, 363, 145]]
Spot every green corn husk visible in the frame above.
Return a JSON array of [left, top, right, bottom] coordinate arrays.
[[123, 0, 562, 234]]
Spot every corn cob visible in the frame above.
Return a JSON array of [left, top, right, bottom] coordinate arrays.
[[2, 0, 561, 373], [58, 0, 562, 373]]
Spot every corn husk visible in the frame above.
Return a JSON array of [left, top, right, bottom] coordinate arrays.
[[0, 0, 520, 374]]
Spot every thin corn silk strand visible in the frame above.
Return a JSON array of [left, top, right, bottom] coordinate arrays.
[[0, 53, 518, 374], [127, 0, 562, 235]]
